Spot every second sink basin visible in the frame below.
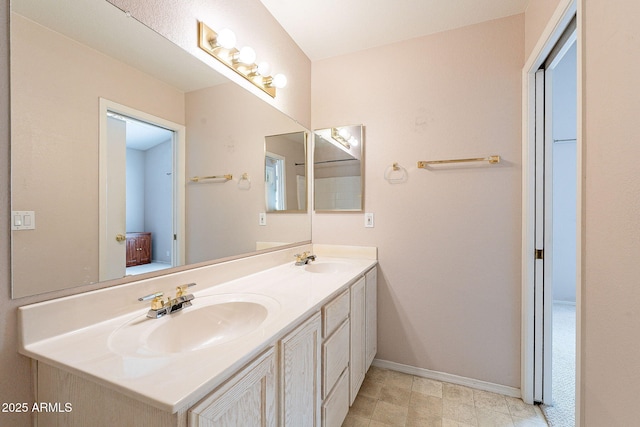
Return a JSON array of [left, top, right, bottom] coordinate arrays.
[[304, 261, 350, 274], [109, 293, 280, 357]]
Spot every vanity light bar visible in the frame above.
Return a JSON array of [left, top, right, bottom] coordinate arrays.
[[197, 21, 286, 98], [331, 128, 351, 149]]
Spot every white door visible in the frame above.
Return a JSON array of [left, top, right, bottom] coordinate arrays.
[[533, 21, 577, 405], [533, 66, 554, 403], [103, 116, 127, 280]]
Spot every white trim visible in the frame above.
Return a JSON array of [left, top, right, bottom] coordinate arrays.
[[372, 359, 521, 398], [98, 98, 186, 280], [521, 0, 579, 410], [575, 2, 584, 424]]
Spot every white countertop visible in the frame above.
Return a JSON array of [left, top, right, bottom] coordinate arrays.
[[19, 255, 376, 413]]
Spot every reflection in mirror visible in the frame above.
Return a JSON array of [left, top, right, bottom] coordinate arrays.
[[100, 102, 186, 282], [10, 0, 311, 298], [265, 132, 307, 212], [313, 125, 364, 212]]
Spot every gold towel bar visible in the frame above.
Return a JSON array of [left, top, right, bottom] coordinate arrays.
[[190, 174, 233, 182], [417, 155, 500, 168]]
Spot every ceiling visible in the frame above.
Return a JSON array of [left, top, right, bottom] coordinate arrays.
[[259, 0, 530, 61]]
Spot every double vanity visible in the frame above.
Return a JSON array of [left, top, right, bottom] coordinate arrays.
[[11, 2, 374, 425], [18, 245, 377, 427]]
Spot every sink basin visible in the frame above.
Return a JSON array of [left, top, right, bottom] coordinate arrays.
[[109, 294, 280, 357], [304, 262, 350, 274]]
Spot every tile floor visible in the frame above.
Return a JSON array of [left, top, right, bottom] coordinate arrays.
[[343, 366, 548, 427]]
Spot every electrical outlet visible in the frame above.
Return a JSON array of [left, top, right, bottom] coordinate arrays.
[[259, 212, 267, 226], [364, 212, 374, 228]]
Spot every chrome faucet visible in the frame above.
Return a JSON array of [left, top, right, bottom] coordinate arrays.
[[138, 283, 196, 319], [294, 251, 317, 266]]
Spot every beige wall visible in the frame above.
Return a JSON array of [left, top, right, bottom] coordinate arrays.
[[185, 83, 309, 262], [581, 0, 640, 423], [312, 15, 525, 388]]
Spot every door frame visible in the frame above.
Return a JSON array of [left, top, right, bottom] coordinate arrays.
[[521, 0, 581, 416], [98, 98, 186, 279]]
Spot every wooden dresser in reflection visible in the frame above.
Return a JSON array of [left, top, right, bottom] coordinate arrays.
[[126, 232, 151, 267]]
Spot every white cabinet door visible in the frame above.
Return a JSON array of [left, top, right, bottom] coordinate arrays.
[[280, 312, 322, 427], [349, 276, 366, 404], [189, 347, 276, 427], [365, 266, 377, 370]]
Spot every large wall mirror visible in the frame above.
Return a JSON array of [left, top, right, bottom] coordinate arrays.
[[313, 125, 364, 212], [10, 0, 311, 298]]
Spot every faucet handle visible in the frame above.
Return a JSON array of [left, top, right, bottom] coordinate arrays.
[[176, 283, 196, 297], [138, 292, 165, 310], [294, 251, 309, 262]]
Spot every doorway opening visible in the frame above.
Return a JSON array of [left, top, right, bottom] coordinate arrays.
[[265, 152, 287, 211], [522, 0, 579, 425], [99, 99, 186, 281], [538, 30, 577, 426], [116, 113, 175, 276]]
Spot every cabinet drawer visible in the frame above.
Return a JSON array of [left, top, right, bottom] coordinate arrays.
[[322, 368, 349, 427], [322, 319, 350, 399], [322, 290, 349, 338]]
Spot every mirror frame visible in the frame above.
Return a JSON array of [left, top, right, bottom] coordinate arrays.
[[313, 125, 365, 213]]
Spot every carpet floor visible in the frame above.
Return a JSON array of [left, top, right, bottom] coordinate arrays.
[[541, 302, 576, 426]]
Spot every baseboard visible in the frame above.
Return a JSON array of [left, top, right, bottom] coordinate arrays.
[[372, 358, 521, 399]]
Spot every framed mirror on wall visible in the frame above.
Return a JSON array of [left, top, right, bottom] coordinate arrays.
[[313, 125, 364, 212], [264, 132, 307, 213], [9, 0, 311, 299]]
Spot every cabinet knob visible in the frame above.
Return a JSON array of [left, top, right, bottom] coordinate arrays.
[[115, 233, 126, 242]]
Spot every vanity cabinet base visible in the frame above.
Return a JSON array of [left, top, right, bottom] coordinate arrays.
[[35, 362, 187, 427], [29, 263, 377, 427]]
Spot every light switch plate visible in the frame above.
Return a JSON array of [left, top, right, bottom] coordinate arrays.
[[364, 212, 374, 228], [259, 212, 267, 226], [12, 211, 36, 230]]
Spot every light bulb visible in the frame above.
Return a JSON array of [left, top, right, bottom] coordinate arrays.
[[257, 61, 271, 76], [349, 137, 359, 146], [272, 73, 287, 89], [216, 28, 236, 49], [338, 128, 350, 139], [237, 46, 256, 64]]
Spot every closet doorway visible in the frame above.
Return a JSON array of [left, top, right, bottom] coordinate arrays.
[[521, 0, 580, 426], [536, 27, 577, 426]]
